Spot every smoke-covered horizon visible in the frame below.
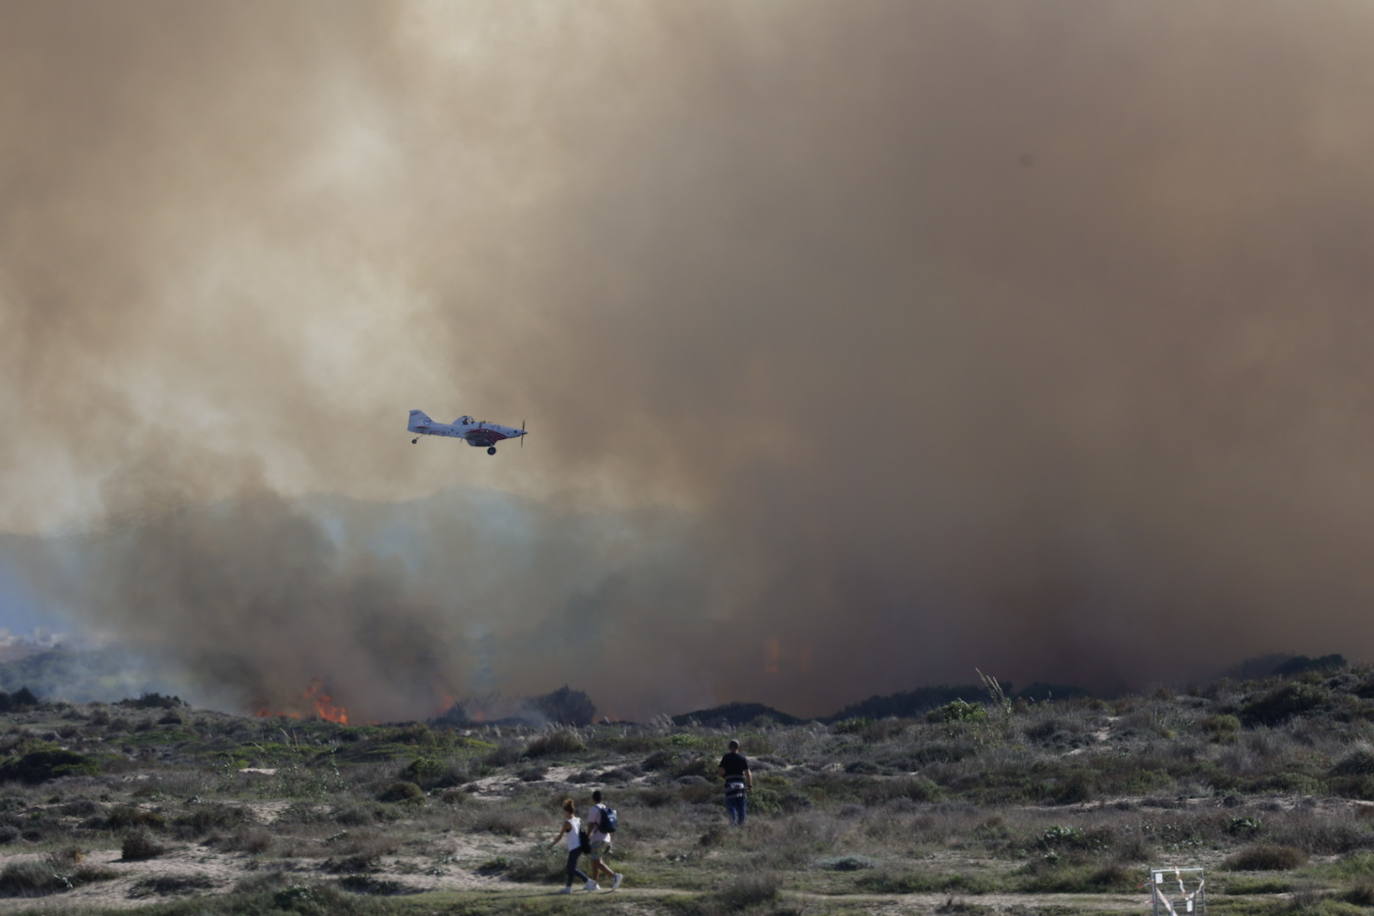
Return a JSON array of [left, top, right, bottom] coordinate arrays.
[[6, 1, 1374, 719]]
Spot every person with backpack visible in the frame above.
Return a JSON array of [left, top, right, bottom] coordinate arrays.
[[718, 739, 753, 825], [584, 789, 624, 890], [550, 798, 597, 893]]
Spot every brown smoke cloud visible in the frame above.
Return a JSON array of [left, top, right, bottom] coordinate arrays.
[[6, 1, 1374, 718]]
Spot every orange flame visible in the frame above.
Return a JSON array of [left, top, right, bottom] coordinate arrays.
[[304, 679, 349, 724], [254, 678, 350, 724]]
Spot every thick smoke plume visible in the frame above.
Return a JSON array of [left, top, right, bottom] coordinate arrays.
[[6, 1, 1374, 718]]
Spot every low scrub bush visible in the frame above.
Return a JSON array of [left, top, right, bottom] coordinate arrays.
[[1225, 843, 1308, 871], [635, 786, 677, 808], [1343, 883, 1374, 906], [814, 854, 877, 871], [121, 829, 166, 861], [464, 805, 541, 836], [0, 860, 64, 896], [0, 748, 99, 783], [1201, 714, 1242, 741], [118, 693, 186, 709], [336, 875, 420, 895], [713, 872, 781, 910], [398, 755, 470, 790], [478, 848, 562, 883], [1017, 862, 1135, 893], [928, 700, 987, 724], [860, 775, 942, 805], [525, 730, 585, 758], [858, 870, 995, 894], [376, 781, 423, 803], [1223, 876, 1293, 894], [1333, 749, 1374, 777], [217, 826, 274, 853], [0, 855, 119, 897], [173, 803, 255, 838], [96, 804, 166, 831], [128, 874, 219, 898], [641, 750, 676, 771], [1240, 684, 1326, 727]]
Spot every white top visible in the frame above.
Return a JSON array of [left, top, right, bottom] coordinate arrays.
[[564, 815, 583, 851], [586, 805, 609, 843]]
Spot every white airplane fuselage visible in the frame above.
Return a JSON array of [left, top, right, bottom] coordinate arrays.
[[408, 410, 526, 454]]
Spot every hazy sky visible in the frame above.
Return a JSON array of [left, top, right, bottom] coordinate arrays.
[[5, 1, 1374, 719]]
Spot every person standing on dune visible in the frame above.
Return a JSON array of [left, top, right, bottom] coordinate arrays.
[[718, 739, 753, 825]]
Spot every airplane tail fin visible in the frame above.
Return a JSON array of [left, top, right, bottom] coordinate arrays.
[[408, 409, 433, 431]]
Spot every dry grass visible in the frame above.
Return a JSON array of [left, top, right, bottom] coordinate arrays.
[[0, 671, 1372, 910]]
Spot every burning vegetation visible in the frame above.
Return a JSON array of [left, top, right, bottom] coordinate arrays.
[[253, 678, 349, 725]]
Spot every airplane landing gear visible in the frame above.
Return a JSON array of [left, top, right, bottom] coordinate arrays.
[[411, 438, 419, 444], [487, 446, 497, 455]]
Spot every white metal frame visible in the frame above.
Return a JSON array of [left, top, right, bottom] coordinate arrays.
[[1150, 866, 1205, 915]]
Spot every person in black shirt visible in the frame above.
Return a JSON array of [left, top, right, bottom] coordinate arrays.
[[717, 739, 752, 825]]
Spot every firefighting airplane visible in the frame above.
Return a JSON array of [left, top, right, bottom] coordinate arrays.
[[407, 410, 527, 455]]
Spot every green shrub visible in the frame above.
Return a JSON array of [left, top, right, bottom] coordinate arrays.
[[0, 748, 99, 783], [1039, 825, 1089, 850], [1201, 714, 1241, 741], [929, 700, 987, 724], [832, 718, 872, 735], [1240, 684, 1325, 727]]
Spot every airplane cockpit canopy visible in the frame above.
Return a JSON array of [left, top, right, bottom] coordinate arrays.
[[457, 415, 474, 425]]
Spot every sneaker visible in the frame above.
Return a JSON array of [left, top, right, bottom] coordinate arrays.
[[557, 887, 572, 894], [612, 873, 623, 890], [584, 880, 599, 891]]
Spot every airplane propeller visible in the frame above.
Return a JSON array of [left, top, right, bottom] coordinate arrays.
[[521, 419, 526, 447]]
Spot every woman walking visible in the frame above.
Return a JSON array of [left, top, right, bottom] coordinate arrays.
[[550, 797, 597, 893]]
